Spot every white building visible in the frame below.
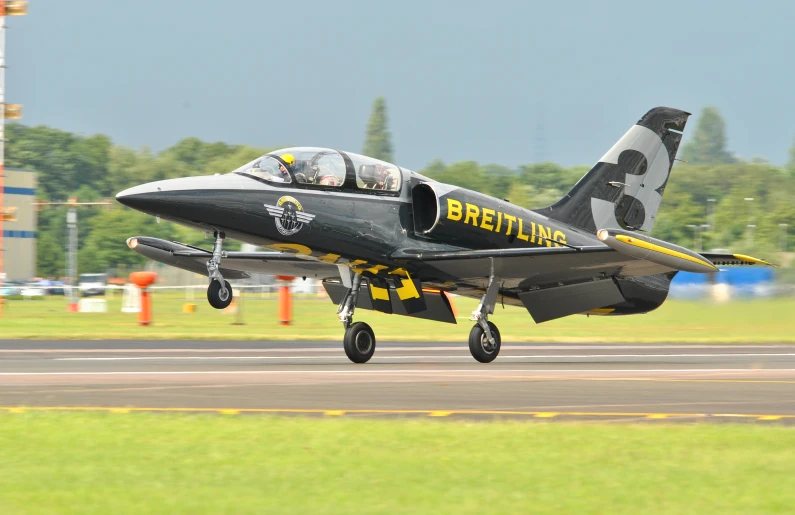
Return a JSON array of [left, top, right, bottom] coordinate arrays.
[[3, 167, 37, 280]]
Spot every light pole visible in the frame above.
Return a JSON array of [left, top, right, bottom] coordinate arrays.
[[780, 223, 789, 252], [744, 198, 754, 245], [32, 198, 112, 311], [747, 224, 757, 246], [686, 224, 709, 252], [686, 224, 698, 250], [706, 198, 717, 249]]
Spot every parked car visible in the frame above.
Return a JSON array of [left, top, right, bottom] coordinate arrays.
[[47, 281, 66, 295], [0, 281, 22, 296], [20, 283, 45, 298], [79, 273, 107, 297]]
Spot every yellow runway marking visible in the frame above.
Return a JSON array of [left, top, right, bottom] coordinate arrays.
[[425, 374, 795, 385], [0, 406, 793, 420]]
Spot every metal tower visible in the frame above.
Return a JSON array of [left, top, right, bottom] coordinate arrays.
[[0, 0, 28, 317]]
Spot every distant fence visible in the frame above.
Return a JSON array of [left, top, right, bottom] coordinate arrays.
[[670, 268, 795, 299]]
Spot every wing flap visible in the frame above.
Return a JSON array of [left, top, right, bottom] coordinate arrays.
[[518, 279, 625, 323], [323, 281, 457, 324]]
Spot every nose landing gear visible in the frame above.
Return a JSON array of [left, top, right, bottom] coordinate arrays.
[[206, 231, 233, 310]]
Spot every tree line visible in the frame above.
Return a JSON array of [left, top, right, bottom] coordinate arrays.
[[6, 100, 794, 278]]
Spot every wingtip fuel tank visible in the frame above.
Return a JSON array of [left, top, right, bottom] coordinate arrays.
[[597, 228, 719, 273]]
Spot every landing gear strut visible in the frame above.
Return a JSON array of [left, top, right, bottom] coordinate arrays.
[[206, 231, 233, 309], [469, 265, 501, 363], [337, 271, 376, 363]]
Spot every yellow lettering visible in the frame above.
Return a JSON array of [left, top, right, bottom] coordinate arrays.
[[464, 203, 480, 226], [553, 230, 567, 247], [496, 211, 503, 232], [517, 218, 529, 241], [268, 243, 312, 255], [531, 222, 537, 244], [447, 198, 463, 221], [504, 214, 516, 235], [538, 225, 552, 247], [318, 253, 341, 264], [480, 208, 495, 231]]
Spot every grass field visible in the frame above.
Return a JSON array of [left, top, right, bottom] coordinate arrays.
[[0, 293, 793, 342], [0, 412, 793, 514]]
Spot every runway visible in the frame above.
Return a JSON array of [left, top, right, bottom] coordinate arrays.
[[2, 340, 795, 423]]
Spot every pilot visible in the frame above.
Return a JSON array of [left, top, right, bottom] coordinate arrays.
[[277, 154, 295, 182]]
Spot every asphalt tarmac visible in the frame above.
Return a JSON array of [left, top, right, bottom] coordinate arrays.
[[2, 340, 795, 423]]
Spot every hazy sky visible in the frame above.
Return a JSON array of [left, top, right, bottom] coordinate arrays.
[[10, 1, 795, 170]]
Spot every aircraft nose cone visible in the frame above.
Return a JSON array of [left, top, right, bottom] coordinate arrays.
[[115, 179, 189, 216], [115, 183, 156, 209], [116, 174, 251, 225]]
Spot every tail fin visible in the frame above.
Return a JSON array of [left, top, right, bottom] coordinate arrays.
[[535, 106, 690, 233]]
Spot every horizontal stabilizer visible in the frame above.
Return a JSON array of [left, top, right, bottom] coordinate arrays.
[[701, 253, 777, 267]]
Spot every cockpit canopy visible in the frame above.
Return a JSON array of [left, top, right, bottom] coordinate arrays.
[[232, 147, 404, 193]]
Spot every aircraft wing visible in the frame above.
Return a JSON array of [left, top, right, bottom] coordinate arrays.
[[392, 245, 674, 288], [390, 245, 777, 323], [128, 237, 338, 279]]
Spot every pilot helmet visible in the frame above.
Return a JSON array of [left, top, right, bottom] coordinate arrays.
[[281, 154, 295, 167]]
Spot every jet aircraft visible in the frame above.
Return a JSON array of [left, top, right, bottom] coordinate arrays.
[[117, 107, 774, 363]]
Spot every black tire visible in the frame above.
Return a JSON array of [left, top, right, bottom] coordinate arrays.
[[343, 322, 376, 364], [207, 280, 233, 309], [468, 321, 501, 363]]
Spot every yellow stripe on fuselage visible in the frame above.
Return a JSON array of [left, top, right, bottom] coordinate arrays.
[[615, 234, 718, 271]]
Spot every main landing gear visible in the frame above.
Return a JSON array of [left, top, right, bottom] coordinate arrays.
[[468, 268, 502, 363], [206, 231, 233, 310], [337, 272, 377, 363], [335, 268, 502, 364]]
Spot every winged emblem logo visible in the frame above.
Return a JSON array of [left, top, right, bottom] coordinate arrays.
[[264, 196, 316, 236]]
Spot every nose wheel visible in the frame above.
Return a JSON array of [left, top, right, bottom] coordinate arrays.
[[205, 231, 233, 310], [207, 279, 233, 309]]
